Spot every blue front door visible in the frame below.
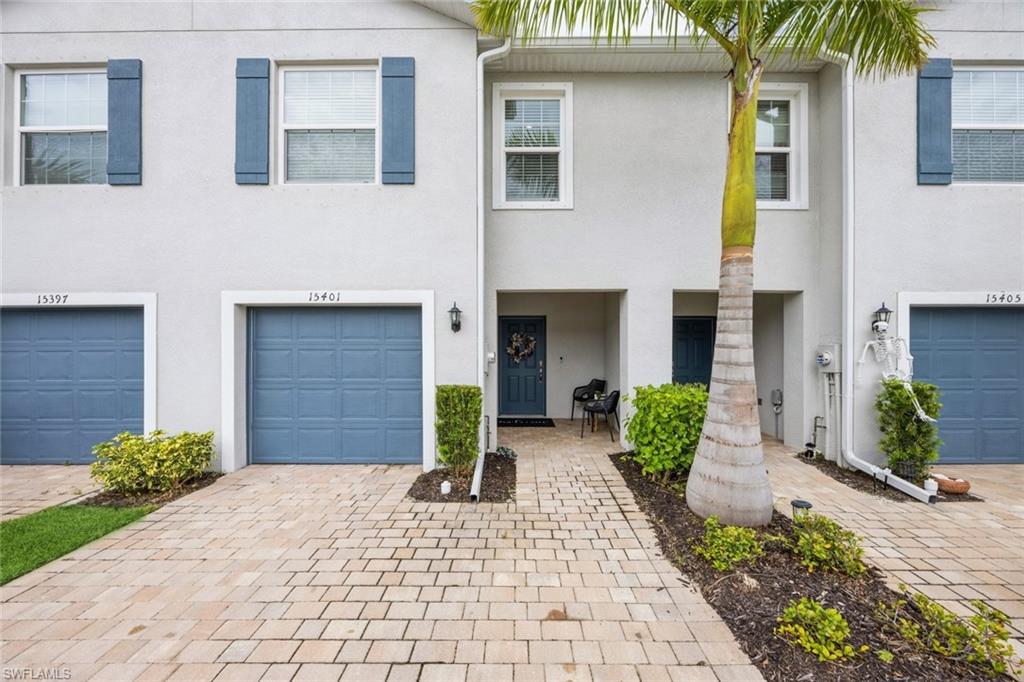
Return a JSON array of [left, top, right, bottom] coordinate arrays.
[[673, 317, 715, 385], [499, 317, 546, 415], [911, 306, 1023, 464], [248, 307, 422, 464], [0, 307, 144, 464]]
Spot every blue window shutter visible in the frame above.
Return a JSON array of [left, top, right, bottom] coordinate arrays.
[[235, 58, 270, 185], [917, 58, 953, 185], [381, 57, 415, 184], [107, 59, 142, 185]]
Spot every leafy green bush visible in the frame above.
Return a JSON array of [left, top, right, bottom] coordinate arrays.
[[777, 597, 868, 662], [875, 378, 942, 482], [625, 383, 708, 482], [91, 430, 213, 494], [789, 513, 866, 576], [436, 384, 482, 478], [877, 590, 1018, 677], [693, 516, 763, 571]]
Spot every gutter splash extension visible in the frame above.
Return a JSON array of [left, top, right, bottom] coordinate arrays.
[[472, 38, 512, 503], [823, 49, 935, 505]]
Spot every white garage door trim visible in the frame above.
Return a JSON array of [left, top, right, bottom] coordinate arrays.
[[897, 291, 1024, 340], [221, 290, 436, 473], [0, 292, 158, 434]]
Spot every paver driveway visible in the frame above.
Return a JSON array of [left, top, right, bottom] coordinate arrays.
[[0, 465, 98, 520], [0, 421, 758, 682]]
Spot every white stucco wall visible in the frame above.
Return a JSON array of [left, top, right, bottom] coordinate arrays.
[[849, 0, 1024, 464], [483, 68, 843, 448], [0, 1, 480, 470]]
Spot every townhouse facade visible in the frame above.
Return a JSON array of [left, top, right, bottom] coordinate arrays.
[[1, 1, 1021, 481]]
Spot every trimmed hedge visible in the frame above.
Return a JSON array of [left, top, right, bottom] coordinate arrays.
[[436, 384, 482, 478], [875, 377, 941, 482], [91, 430, 213, 494]]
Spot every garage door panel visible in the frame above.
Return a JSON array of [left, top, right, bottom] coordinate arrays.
[[911, 307, 1023, 464], [298, 388, 337, 418], [386, 349, 421, 379], [297, 349, 337, 379], [387, 428, 422, 460], [342, 350, 381, 379], [249, 307, 422, 464], [387, 389, 421, 418], [0, 308, 144, 464]]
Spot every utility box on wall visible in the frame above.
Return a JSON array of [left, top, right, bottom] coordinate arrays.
[[815, 344, 841, 374]]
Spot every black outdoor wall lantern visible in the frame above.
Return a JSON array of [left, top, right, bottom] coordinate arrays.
[[448, 302, 462, 332]]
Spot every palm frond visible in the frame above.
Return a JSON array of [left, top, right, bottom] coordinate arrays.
[[471, 0, 737, 54], [764, 0, 935, 77]]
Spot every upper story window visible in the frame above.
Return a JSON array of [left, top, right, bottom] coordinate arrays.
[[952, 69, 1024, 183], [754, 83, 808, 210], [280, 66, 377, 183], [18, 70, 107, 184], [493, 82, 573, 209]]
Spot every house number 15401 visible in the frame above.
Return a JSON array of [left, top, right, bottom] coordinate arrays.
[[308, 291, 341, 302]]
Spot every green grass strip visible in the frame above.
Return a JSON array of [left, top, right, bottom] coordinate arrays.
[[0, 504, 155, 584]]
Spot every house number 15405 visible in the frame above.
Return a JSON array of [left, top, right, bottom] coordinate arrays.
[[985, 292, 1023, 304]]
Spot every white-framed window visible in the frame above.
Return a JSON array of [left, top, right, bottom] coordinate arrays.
[[278, 64, 379, 184], [15, 68, 108, 185], [752, 82, 808, 210], [952, 68, 1024, 183], [492, 82, 573, 209]]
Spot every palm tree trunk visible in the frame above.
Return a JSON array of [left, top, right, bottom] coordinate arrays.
[[685, 57, 773, 527]]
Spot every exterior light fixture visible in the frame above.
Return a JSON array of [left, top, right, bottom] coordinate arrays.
[[448, 302, 462, 333], [873, 302, 893, 327], [791, 499, 813, 519]]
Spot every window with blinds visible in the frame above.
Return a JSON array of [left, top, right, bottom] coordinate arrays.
[[282, 68, 377, 183], [18, 71, 108, 185], [493, 83, 573, 209], [755, 99, 791, 201], [952, 70, 1024, 183]]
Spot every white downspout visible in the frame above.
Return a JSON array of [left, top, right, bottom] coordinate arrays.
[[471, 38, 511, 502], [823, 49, 936, 504]]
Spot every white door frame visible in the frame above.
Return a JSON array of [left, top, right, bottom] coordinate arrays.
[[0, 292, 158, 433], [897, 290, 1024, 341], [220, 290, 436, 473]]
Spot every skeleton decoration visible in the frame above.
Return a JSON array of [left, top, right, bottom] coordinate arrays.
[[856, 307, 937, 423]]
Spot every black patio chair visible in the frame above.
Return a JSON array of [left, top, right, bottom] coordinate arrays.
[[581, 390, 620, 441], [571, 379, 606, 421]]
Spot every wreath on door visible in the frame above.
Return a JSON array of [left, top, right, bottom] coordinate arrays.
[[506, 332, 537, 365]]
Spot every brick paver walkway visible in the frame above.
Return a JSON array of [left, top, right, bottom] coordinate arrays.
[[765, 441, 1024, 662], [1, 465, 98, 520], [0, 421, 759, 681]]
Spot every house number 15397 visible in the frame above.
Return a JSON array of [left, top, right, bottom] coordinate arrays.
[[37, 294, 69, 304]]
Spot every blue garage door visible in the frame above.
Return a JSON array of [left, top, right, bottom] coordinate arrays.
[[248, 307, 422, 464], [0, 308, 144, 464], [910, 307, 1024, 463]]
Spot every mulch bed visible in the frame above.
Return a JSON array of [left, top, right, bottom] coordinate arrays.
[[611, 454, 1007, 682], [78, 472, 221, 508], [795, 455, 984, 503], [406, 452, 516, 503]]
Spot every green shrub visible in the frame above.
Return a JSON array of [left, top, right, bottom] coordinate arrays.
[[776, 597, 868, 662], [91, 430, 213, 495], [877, 590, 1017, 677], [625, 383, 708, 483], [789, 513, 866, 576], [875, 377, 942, 482], [693, 516, 763, 571], [436, 384, 482, 478]]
